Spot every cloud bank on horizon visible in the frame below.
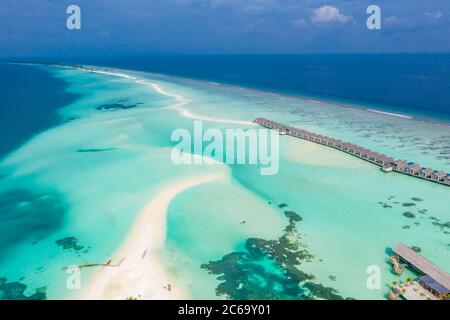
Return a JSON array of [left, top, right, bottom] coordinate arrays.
[[1, 0, 449, 57]]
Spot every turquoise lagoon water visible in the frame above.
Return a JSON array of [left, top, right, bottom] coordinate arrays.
[[161, 76, 450, 299], [0, 64, 448, 300]]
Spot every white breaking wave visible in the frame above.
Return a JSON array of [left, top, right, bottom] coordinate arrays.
[[434, 123, 450, 129], [87, 69, 137, 80], [73, 65, 254, 126], [366, 109, 413, 119], [136, 80, 255, 126], [56, 64, 138, 80]]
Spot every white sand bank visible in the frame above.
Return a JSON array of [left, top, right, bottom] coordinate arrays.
[[79, 173, 224, 300]]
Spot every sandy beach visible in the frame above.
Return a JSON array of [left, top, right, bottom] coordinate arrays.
[[79, 172, 224, 300]]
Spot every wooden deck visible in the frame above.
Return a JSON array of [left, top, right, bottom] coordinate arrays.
[[395, 282, 438, 300], [393, 242, 450, 291]]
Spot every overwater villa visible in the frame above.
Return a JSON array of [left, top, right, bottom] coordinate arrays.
[[254, 118, 450, 187], [390, 242, 450, 300], [421, 167, 434, 179]]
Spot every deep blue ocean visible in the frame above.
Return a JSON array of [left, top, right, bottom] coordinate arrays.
[[0, 63, 79, 159], [1, 54, 450, 159], [69, 54, 450, 122]]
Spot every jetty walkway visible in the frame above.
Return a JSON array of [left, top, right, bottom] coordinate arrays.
[[254, 118, 450, 187]]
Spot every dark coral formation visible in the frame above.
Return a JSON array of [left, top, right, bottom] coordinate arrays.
[[56, 237, 86, 252], [284, 211, 302, 222], [63, 116, 79, 123], [432, 221, 450, 230], [0, 277, 46, 300], [201, 211, 349, 300], [403, 212, 416, 219], [402, 203, 416, 207], [95, 102, 141, 111], [428, 216, 450, 233], [410, 246, 422, 253], [377, 201, 393, 209]]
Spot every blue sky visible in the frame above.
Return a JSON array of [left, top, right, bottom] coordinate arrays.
[[1, 0, 449, 57]]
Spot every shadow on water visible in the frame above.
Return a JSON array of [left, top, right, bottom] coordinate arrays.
[[0, 188, 67, 260], [0, 63, 81, 159], [385, 247, 394, 256]]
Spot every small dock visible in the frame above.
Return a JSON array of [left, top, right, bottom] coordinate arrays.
[[388, 242, 450, 300], [254, 118, 450, 187], [64, 258, 125, 270]]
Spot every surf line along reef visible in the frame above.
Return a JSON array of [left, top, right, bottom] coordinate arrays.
[[254, 118, 450, 186]]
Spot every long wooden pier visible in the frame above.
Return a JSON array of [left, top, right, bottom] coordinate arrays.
[[63, 258, 125, 270], [254, 118, 450, 187]]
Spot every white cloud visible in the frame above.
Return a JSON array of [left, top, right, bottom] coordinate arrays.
[[310, 6, 350, 23], [243, 0, 277, 12], [426, 11, 444, 21], [178, 0, 275, 11], [385, 16, 400, 25], [293, 18, 307, 28]]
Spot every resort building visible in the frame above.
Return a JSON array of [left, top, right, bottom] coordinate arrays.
[[392, 242, 450, 300], [394, 160, 408, 172], [408, 163, 421, 175], [445, 175, 450, 185], [433, 170, 447, 182], [421, 167, 434, 179]]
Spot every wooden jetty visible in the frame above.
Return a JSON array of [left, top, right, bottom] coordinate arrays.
[[254, 118, 450, 187], [64, 258, 125, 270], [391, 242, 450, 300]]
